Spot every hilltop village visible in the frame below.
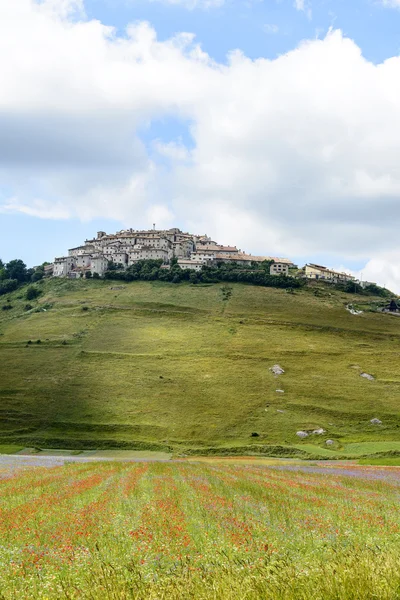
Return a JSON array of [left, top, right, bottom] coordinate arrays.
[[51, 226, 362, 285]]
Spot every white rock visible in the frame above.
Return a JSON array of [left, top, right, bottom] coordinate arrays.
[[370, 418, 382, 425], [276, 389, 285, 393], [270, 365, 285, 375], [296, 431, 309, 439], [326, 440, 335, 446], [277, 409, 285, 413], [313, 428, 326, 435], [346, 304, 363, 316], [361, 373, 375, 381]]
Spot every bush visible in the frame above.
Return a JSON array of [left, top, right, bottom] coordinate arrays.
[[0, 279, 18, 296], [85, 271, 92, 279], [2, 304, 12, 311], [26, 286, 40, 301], [92, 272, 100, 280], [24, 304, 33, 311], [31, 269, 44, 282]]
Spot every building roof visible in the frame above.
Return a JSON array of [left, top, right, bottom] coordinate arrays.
[[200, 245, 238, 252], [215, 253, 269, 262], [68, 244, 94, 251], [306, 263, 355, 279]]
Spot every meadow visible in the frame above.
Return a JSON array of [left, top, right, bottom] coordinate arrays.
[[0, 460, 399, 599], [1, 278, 400, 457]]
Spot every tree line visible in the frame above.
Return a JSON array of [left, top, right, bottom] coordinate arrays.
[[0, 259, 46, 297], [103, 259, 303, 289]]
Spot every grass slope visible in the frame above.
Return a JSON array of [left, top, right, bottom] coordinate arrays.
[[0, 278, 400, 457]]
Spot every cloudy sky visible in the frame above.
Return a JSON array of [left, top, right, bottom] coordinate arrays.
[[1, 0, 400, 290]]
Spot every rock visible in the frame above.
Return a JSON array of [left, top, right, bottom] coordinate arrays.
[[270, 365, 285, 376], [370, 418, 382, 425], [296, 431, 309, 439], [313, 428, 326, 435], [361, 372, 375, 381], [326, 440, 335, 446], [277, 409, 285, 413], [276, 389, 285, 393], [346, 304, 363, 316]]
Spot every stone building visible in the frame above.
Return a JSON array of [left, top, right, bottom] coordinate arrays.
[[305, 264, 355, 283], [52, 226, 294, 279]]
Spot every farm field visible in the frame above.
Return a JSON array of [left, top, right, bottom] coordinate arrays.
[[1, 460, 400, 599], [1, 278, 400, 457]]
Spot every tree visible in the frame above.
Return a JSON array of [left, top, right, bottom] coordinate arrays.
[[0, 279, 18, 296], [92, 272, 100, 280], [5, 259, 28, 283], [31, 266, 44, 282], [85, 271, 92, 279]]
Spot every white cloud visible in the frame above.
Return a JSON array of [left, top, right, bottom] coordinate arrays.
[[3, 2, 400, 290], [381, 1, 400, 8], [294, 0, 312, 19], [129, 0, 224, 9], [153, 140, 191, 162], [358, 254, 400, 294], [0, 198, 71, 220]]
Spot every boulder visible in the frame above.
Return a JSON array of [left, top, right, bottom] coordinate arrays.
[[361, 373, 375, 381], [370, 418, 382, 425], [270, 365, 285, 376], [326, 440, 335, 446], [313, 428, 326, 435], [296, 431, 309, 439]]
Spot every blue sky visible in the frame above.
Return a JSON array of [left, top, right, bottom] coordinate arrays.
[[1, 0, 400, 289], [83, 0, 400, 65]]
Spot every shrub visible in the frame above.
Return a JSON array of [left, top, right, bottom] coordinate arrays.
[[24, 304, 33, 311], [26, 286, 40, 301], [2, 304, 12, 311], [0, 279, 18, 296], [92, 272, 100, 279]]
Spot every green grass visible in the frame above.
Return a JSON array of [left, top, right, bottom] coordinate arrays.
[[1, 278, 400, 456], [359, 457, 400, 465], [0, 445, 24, 454]]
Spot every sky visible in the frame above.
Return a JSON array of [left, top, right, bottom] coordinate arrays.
[[1, 0, 400, 290]]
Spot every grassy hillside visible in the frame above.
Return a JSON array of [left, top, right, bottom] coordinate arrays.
[[0, 278, 400, 457]]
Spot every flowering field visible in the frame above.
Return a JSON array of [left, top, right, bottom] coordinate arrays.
[[1, 461, 400, 599]]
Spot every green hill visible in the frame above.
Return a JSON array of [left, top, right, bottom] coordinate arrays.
[[0, 278, 399, 458]]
